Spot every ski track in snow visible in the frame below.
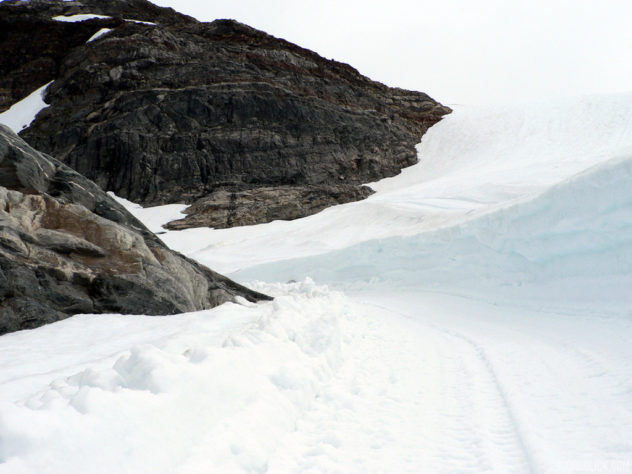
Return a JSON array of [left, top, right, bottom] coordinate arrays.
[[3, 93, 632, 472], [353, 292, 632, 473], [265, 302, 535, 473]]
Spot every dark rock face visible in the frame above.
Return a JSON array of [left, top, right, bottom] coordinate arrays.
[[0, 125, 270, 335], [0, 0, 191, 112], [165, 184, 374, 230], [2, 0, 450, 227]]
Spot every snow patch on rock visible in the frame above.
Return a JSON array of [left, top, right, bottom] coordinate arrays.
[[0, 82, 52, 133], [86, 28, 112, 42], [52, 13, 111, 22]]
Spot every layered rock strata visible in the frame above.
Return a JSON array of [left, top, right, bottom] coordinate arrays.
[[1, 0, 450, 228], [0, 0, 191, 112]]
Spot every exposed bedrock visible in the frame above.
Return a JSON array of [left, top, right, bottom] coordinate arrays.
[[0, 125, 270, 335], [165, 184, 374, 230], [1, 0, 450, 227]]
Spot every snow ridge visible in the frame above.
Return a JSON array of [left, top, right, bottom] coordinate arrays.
[[235, 152, 632, 313], [0, 281, 348, 473]]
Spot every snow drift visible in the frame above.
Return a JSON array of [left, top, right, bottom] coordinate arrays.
[[235, 152, 632, 313], [0, 281, 350, 473]]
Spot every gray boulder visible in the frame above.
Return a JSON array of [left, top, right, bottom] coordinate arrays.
[[165, 184, 374, 230], [0, 125, 270, 335]]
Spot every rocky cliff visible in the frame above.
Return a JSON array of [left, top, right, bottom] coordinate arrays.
[[0, 0, 191, 112], [0, 125, 270, 335], [1, 0, 450, 229]]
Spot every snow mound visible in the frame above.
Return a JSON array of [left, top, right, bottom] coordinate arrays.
[[0, 281, 350, 473]]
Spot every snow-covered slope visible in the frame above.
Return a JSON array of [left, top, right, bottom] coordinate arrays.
[[2, 93, 632, 473], [153, 93, 632, 276]]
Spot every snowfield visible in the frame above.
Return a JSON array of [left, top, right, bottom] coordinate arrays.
[[2, 93, 632, 473]]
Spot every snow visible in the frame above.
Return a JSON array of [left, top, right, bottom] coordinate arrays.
[[3, 92, 632, 472], [0, 82, 52, 134], [151, 93, 632, 276], [86, 28, 112, 43], [108, 192, 187, 235], [125, 19, 156, 26], [0, 282, 354, 473], [51, 14, 155, 26], [235, 152, 632, 313], [52, 14, 111, 22]]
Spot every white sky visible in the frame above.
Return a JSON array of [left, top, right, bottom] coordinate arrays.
[[151, 0, 632, 105]]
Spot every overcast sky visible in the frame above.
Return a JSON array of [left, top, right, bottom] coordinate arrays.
[[151, 0, 632, 106]]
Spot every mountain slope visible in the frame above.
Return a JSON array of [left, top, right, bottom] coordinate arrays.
[[151, 93, 632, 285], [1, 0, 449, 228]]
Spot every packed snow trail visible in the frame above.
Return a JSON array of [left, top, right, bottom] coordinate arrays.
[[2, 93, 632, 472], [352, 291, 632, 474], [264, 299, 536, 474]]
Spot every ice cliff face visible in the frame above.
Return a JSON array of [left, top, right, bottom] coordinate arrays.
[[1, 0, 450, 228]]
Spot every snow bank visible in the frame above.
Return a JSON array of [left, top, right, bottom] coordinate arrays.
[[0, 281, 350, 473], [0, 82, 52, 134], [235, 153, 632, 313]]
